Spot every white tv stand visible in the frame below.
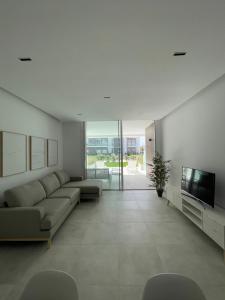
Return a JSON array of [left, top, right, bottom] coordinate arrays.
[[166, 187, 225, 262]]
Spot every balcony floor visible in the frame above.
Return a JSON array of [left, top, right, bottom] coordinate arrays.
[[100, 174, 154, 190]]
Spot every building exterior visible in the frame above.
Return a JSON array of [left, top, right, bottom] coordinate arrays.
[[87, 136, 144, 155]]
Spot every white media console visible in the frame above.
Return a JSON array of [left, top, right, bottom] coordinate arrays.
[[165, 185, 225, 262]]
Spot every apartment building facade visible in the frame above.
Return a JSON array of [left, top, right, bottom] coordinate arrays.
[[87, 136, 144, 155]]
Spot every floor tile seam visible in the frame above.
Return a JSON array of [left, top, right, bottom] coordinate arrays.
[[118, 284, 144, 288], [144, 220, 181, 225], [71, 220, 150, 224], [54, 241, 156, 246], [54, 241, 158, 247], [77, 283, 120, 288], [67, 220, 119, 224]]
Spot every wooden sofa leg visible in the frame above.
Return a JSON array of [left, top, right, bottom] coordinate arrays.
[[47, 239, 52, 249]]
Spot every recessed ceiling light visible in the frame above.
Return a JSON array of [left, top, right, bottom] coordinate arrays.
[[173, 52, 186, 56], [104, 96, 111, 99], [18, 57, 32, 62]]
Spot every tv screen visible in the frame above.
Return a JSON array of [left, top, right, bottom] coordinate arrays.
[[181, 167, 215, 207]]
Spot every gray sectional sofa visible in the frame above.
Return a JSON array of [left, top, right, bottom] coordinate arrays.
[[54, 170, 102, 199], [0, 170, 102, 247]]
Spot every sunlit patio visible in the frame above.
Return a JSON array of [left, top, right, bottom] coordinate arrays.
[[86, 156, 154, 190]]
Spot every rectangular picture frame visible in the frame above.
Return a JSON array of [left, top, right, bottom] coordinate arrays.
[[47, 139, 58, 167], [0, 131, 27, 177], [30, 136, 46, 170]]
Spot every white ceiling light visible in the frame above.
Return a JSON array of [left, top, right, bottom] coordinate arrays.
[[18, 57, 32, 62], [173, 52, 187, 56]]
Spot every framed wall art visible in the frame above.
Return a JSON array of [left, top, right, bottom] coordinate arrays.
[[47, 139, 58, 167], [0, 131, 27, 177], [30, 136, 46, 170]]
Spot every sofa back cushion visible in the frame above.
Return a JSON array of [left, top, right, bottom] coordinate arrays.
[[5, 180, 46, 207], [39, 173, 60, 196], [54, 170, 70, 186]]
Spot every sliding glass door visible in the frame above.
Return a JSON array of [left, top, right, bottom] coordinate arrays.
[[122, 120, 154, 189], [85, 120, 154, 190], [85, 121, 123, 190]]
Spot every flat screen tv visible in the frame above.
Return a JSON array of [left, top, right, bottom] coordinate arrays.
[[181, 167, 215, 208]]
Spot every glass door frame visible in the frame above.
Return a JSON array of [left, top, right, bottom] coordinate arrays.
[[118, 120, 124, 191], [85, 120, 124, 191], [84, 120, 156, 191]]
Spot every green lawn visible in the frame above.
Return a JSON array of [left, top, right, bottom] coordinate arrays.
[[104, 161, 128, 167]]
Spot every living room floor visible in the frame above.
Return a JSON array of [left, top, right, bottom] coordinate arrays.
[[1, 191, 225, 300]]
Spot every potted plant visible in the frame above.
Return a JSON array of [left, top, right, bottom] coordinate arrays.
[[150, 152, 171, 197]]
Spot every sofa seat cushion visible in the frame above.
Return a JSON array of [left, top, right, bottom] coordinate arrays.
[[5, 180, 46, 207], [49, 188, 80, 205], [36, 198, 71, 230], [63, 179, 102, 195], [39, 173, 61, 197], [54, 170, 70, 186]]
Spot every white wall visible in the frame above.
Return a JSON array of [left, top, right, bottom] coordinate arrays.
[[0, 88, 63, 203], [155, 120, 162, 154], [145, 123, 155, 162], [63, 121, 85, 177], [158, 74, 225, 209]]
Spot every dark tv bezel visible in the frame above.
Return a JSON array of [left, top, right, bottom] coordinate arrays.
[[181, 166, 215, 208]]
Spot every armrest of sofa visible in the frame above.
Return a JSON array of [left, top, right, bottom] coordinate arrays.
[[0, 207, 45, 237], [70, 176, 83, 181]]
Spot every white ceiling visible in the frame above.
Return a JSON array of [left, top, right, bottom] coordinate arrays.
[[0, 0, 225, 121]]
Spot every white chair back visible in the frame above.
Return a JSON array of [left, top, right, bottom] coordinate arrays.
[[142, 273, 206, 300], [20, 270, 79, 300]]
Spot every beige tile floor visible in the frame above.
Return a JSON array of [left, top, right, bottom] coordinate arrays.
[[1, 191, 225, 300]]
